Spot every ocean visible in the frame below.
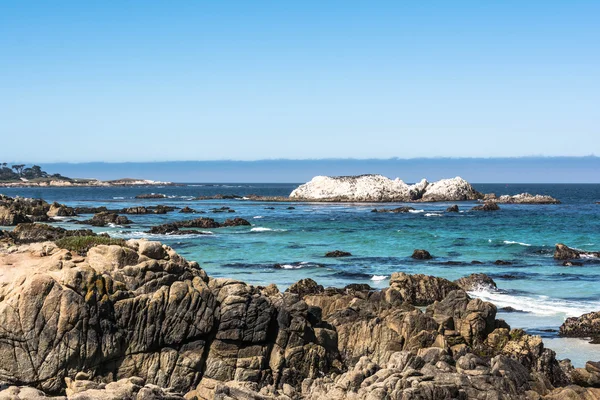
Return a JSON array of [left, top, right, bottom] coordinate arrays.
[[2, 182, 600, 366]]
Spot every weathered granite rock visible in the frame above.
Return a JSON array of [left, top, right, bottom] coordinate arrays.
[[411, 249, 433, 259], [211, 207, 235, 213], [325, 250, 352, 257], [554, 243, 600, 260], [6, 223, 96, 243], [446, 204, 459, 212], [0, 240, 587, 399], [471, 201, 501, 211], [221, 218, 251, 227], [494, 193, 561, 204], [290, 175, 482, 202], [0, 195, 74, 225], [147, 217, 251, 234], [179, 207, 197, 214], [560, 311, 600, 340], [78, 212, 132, 227], [454, 273, 497, 291]]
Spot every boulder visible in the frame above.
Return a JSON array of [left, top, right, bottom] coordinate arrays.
[[47, 202, 76, 217], [471, 201, 500, 211], [221, 218, 251, 227], [179, 207, 197, 213], [446, 204, 459, 212], [389, 272, 460, 305], [78, 212, 132, 227], [134, 193, 166, 199], [560, 311, 600, 340], [494, 193, 561, 204], [8, 223, 96, 243], [455, 273, 497, 291], [411, 249, 432, 259], [554, 243, 600, 260]]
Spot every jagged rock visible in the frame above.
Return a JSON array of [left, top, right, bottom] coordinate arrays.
[[371, 207, 415, 213], [411, 249, 433, 259], [554, 243, 600, 260], [286, 278, 324, 298], [179, 207, 197, 213], [325, 250, 352, 258], [78, 212, 132, 227], [494, 193, 561, 204], [221, 218, 251, 227], [289, 175, 482, 202], [454, 273, 497, 291], [0, 195, 72, 225], [494, 259, 512, 265], [7, 223, 96, 243], [446, 204, 459, 212], [471, 201, 500, 211], [390, 272, 460, 306], [73, 206, 109, 214], [47, 202, 76, 217], [560, 311, 600, 340]]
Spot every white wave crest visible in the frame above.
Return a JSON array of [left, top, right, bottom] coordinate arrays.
[[425, 213, 443, 217], [250, 227, 287, 232], [503, 240, 532, 247], [280, 264, 303, 269], [468, 287, 600, 317], [371, 275, 388, 281], [409, 209, 425, 213], [113, 196, 125, 199], [253, 216, 264, 219]]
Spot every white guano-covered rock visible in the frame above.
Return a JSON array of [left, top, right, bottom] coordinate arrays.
[[290, 175, 482, 202]]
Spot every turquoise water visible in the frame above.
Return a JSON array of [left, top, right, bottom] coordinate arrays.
[[2, 183, 600, 365]]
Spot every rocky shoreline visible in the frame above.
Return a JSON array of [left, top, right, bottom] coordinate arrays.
[[0, 232, 599, 399], [0, 178, 175, 188]]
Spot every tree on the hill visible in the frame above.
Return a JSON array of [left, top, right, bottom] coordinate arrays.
[[11, 164, 25, 176]]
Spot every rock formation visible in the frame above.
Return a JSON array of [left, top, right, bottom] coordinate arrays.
[[0, 238, 595, 399], [325, 250, 352, 257], [493, 193, 561, 204], [0, 195, 76, 225], [147, 217, 251, 234], [371, 207, 415, 213], [77, 212, 132, 227], [289, 175, 483, 202], [554, 243, 600, 260], [471, 201, 501, 211], [560, 311, 600, 340]]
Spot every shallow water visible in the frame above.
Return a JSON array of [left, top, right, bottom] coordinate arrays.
[[2, 183, 600, 365]]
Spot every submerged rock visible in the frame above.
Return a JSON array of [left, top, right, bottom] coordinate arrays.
[[134, 193, 167, 199], [371, 206, 415, 213], [289, 175, 482, 202], [411, 249, 433, 259], [325, 250, 352, 257]]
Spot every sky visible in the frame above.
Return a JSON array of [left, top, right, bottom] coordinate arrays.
[[0, 1, 599, 163]]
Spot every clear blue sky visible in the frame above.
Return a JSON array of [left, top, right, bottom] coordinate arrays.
[[1, 1, 598, 162]]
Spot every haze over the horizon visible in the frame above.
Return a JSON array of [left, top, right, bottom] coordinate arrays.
[[1, 1, 599, 162]]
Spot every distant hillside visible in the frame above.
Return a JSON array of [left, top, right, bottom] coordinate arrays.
[[0, 163, 71, 183]]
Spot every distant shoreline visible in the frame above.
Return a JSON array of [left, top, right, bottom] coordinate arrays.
[[0, 179, 177, 188]]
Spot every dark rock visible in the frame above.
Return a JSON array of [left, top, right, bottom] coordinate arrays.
[[390, 272, 460, 306], [8, 223, 96, 243], [325, 250, 352, 257], [471, 260, 483, 264], [563, 261, 584, 266], [455, 273, 497, 291], [286, 278, 324, 298], [210, 206, 235, 213], [179, 206, 197, 213], [177, 217, 221, 229], [560, 311, 600, 340], [79, 212, 132, 227], [554, 243, 600, 260], [287, 206, 295, 210], [445, 205, 459, 212], [471, 201, 500, 211], [135, 193, 167, 199], [500, 306, 525, 313], [371, 206, 415, 213], [264, 207, 275, 210], [73, 206, 109, 214], [193, 194, 242, 200], [221, 217, 251, 227], [494, 260, 512, 265], [411, 249, 432, 260]]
